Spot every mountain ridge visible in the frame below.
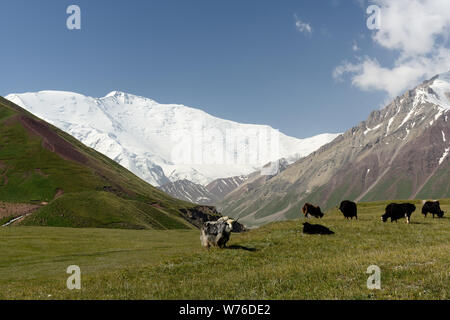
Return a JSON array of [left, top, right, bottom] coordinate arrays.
[[5, 90, 340, 187]]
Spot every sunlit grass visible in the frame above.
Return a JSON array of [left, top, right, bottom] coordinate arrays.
[[1, 199, 449, 299]]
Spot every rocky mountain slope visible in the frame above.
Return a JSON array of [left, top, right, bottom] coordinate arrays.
[[206, 175, 248, 200], [219, 72, 450, 226], [158, 175, 248, 205], [5, 91, 339, 186], [158, 179, 220, 205], [158, 159, 292, 205]]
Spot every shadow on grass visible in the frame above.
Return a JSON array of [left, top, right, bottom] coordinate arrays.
[[226, 245, 258, 252], [409, 218, 448, 224]]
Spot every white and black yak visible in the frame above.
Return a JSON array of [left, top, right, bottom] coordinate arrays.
[[200, 217, 237, 249]]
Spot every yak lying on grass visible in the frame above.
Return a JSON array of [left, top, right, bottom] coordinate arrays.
[[200, 217, 236, 249], [302, 203, 324, 218], [381, 203, 416, 224], [339, 200, 357, 220], [302, 222, 334, 235], [422, 201, 444, 218]]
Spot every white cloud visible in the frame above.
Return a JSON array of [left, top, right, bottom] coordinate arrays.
[[294, 15, 312, 35], [352, 41, 360, 51], [334, 0, 450, 97], [372, 0, 450, 56]]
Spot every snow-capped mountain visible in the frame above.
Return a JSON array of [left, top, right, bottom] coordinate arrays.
[[5, 91, 339, 186], [219, 72, 450, 226]]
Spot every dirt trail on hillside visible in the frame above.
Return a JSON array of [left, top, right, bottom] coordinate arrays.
[[0, 202, 41, 218], [0, 202, 42, 226]]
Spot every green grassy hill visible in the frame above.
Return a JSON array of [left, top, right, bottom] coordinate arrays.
[[0, 96, 202, 229], [1, 199, 448, 299]]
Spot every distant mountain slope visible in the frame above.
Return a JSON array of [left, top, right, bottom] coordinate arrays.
[[0, 96, 215, 230], [6, 91, 339, 186], [158, 175, 247, 205], [206, 175, 248, 200], [159, 159, 290, 206], [219, 72, 450, 226], [159, 179, 219, 205]]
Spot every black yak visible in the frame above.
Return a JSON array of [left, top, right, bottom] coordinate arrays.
[[302, 222, 334, 235], [339, 200, 358, 219], [381, 203, 416, 224], [421, 201, 444, 218]]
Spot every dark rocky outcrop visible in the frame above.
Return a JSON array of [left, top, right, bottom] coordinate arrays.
[[179, 205, 246, 232]]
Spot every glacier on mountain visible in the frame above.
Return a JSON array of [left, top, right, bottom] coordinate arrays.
[[6, 90, 340, 186]]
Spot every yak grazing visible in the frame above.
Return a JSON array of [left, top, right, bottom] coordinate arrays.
[[422, 201, 445, 218], [381, 203, 416, 224], [302, 203, 324, 218]]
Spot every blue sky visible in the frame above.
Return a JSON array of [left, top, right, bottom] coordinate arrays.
[[1, 0, 448, 138]]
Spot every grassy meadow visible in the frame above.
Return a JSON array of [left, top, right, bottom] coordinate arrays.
[[0, 199, 449, 300]]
